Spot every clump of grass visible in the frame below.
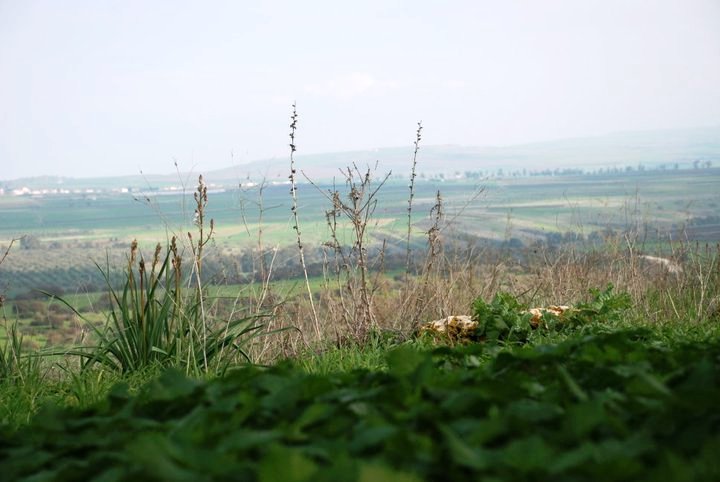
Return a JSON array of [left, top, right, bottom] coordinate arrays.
[[45, 177, 269, 376], [1, 239, 41, 385], [0, 321, 26, 382], [0, 320, 46, 427]]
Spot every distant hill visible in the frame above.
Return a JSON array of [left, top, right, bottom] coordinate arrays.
[[3, 126, 719, 190], [214, 126, 720, 182]]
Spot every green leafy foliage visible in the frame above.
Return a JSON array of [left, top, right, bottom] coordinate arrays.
[[1, 329, 719, 481], [472, 292, 532, 342], [565, 284, 632, 325], [472, 284, 631, 343]]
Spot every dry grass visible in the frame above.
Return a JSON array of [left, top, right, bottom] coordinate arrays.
[[243, 231, 718, 362]]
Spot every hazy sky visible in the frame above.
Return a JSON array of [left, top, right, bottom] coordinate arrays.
[[1, 0, 719, 180]]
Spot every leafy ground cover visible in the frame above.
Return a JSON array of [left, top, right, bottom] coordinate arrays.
[[1, 324, 719, 481]]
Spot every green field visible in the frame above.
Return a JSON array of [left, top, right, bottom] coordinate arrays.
[[2, 168, 719, 242], [1, 168, 719, 300]]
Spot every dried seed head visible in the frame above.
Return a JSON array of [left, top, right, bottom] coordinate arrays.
[[172, 255, 182, 272], [152, 243, 162, 268], [350, 187, 361, 202], [130, 239, 138, 264]]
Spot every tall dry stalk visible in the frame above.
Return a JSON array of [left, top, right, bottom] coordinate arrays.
[[189, 175, 215, 278], [405, 121, 423, 282], [256, 180, 268, 286], [187, 175, 215, 372], [288, 103, 321, 339]]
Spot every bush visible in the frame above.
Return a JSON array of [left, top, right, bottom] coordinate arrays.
[[471, 284, 631, 344], [13, 300, 46, 318]]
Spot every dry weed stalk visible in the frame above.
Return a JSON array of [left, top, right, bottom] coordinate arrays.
[[399, 191, 443, 322], [188, 174, 215, 278], [238, 177, 280, 311], [425, 191, 444, 274], [405, 121, 422, 282], [170, 236, 182, 326], [288, 103, 321, 339], [303, 163, 392, 341], [0, 238, 18, 270], [397, 181, 487, 327], [186, 175, 215, 371], [255, 179, 268, 287], [0, 238, 20, 309], [307, 163, 391, 341]]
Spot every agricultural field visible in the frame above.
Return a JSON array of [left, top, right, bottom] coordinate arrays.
[[1, 167, 719, 300]]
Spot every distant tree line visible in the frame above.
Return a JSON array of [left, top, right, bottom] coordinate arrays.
[[387, 159, 717, 181]]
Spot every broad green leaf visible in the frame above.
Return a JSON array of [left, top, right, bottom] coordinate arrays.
[[358, 463, 423, 482], [349, 424, 398, 452], [505, 398, 563, 422], [385, 345, 427, 377], [259, 446, 317, 482], [557, 364, 588, 402], [141, 368, 201, 401], [500, 435, 556, 474], [437, 423, 492, 470]]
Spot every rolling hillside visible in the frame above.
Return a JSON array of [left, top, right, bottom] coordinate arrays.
[[2, 126, 719, 190]]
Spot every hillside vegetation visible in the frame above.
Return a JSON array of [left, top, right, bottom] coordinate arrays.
[[1, 122, 719, 480]]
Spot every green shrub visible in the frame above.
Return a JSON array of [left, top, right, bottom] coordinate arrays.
[[2, 329, 719, 481], [472, 284, 631, 344]]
